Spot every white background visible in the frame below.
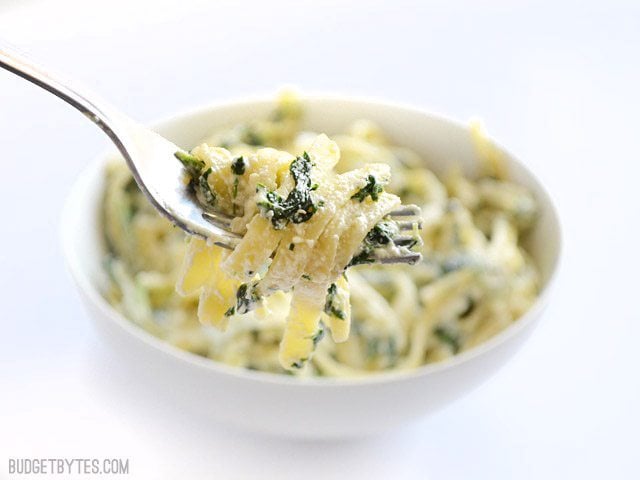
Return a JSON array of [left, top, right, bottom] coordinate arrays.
[[0, 1, 639, 478]]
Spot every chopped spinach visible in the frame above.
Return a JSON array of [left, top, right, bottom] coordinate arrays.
[[224, 306, 235, 317], [236, 282, 261, 314], [324, 283, 346, 320], [351, 175, 384, 202], [366, 221, 397, 246], [290, 358, 308, 369], [242, 127, 264, 146], [257, 152, 319, 229], [347, 220, 399, 267], [289, 243, 295, 251], [174, 150, 205, 177], [230, 156, 245, 210], [124, 177, 140, 195], [198, 168, 216, 207], [123, 179, 140, 221], [459, 297, 476, 318], [232, 177, 239, 199], [310, 321, 325, 347], [366, 337, 398, 360], [434, 326, 461, 353], [231, 156, 246, 175], [250, 330, 260, 342], [175, 151, 216, 208], [347, 250, 376, 267]]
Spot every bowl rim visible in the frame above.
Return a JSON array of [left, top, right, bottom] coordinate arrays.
[[61, 93, 563, 388]]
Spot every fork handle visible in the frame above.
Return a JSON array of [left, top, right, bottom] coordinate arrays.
[[0, 41, 129, 157]]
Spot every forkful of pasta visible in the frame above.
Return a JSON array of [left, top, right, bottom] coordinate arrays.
[[192, 156, 422, 265], [173, 133, 423, 370], [1, 42, 422, 370], [0, 42, 420, 267], [173, 135, 422, 265]]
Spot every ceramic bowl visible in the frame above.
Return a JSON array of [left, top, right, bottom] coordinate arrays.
[[61, 96, 562, 438]]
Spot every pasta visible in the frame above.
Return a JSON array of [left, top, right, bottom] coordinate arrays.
[[102, 92, 539, 377], [172, 131, 417, 370]]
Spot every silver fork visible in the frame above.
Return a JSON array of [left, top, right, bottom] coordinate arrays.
[[0, 43, 422, 265]]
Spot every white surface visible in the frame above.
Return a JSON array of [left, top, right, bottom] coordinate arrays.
[[0, 0, 638, 478]]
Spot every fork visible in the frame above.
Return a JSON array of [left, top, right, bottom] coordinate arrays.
[[0, 43, 422, 265]]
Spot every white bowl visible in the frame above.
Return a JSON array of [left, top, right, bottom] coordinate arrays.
[[61, 95, 562, 438]]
